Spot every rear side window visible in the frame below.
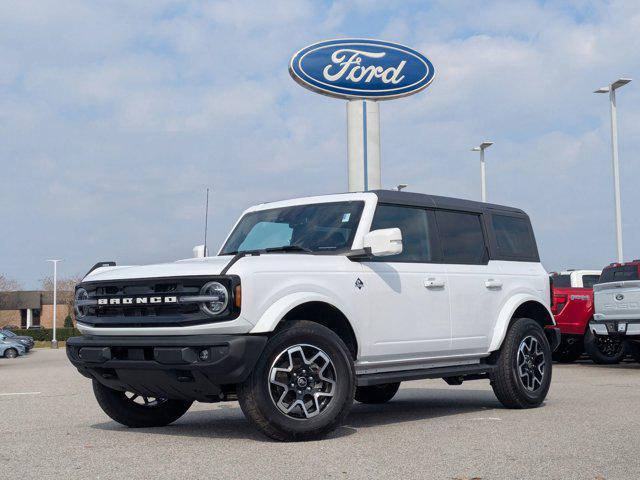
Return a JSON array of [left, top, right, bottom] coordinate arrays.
[[599, 266, 639, 283], [491, 214, 537, 260], [551, 275, 571, 288], [370, 205, 437, 262], [436, 211, 486, 264]]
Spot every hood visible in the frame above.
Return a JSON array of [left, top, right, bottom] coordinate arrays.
[[83, 256, 234, 283]]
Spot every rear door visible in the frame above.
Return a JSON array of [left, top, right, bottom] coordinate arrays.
[[436, 210, 503, 355]]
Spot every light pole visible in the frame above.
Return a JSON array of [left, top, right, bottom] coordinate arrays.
[[46, 259, 62, 349], [595, 78, 631, 263], [471, 142, 494, 202]]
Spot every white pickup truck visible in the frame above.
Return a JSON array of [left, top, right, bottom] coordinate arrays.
[[592, 261, 640, 362], [67, 190, 559, 441]]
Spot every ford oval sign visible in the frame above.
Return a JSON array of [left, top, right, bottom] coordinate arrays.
[[289, 39, 435, 100]]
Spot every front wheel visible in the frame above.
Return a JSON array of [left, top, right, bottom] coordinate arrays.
[[490, 318, 552, 409], [584, 329, 627, 365], [4, 348, 18, 359], [238, 320, 355, 441], [92, 381, 192, 428]]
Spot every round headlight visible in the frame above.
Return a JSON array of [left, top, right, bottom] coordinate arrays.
[[199, 281, 228, 316], [74, 288, 89, 319]]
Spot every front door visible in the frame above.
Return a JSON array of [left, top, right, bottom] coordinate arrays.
[[359, 204, 451, 366]]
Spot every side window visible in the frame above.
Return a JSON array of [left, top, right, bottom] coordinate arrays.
[[436, 211, 486, 264], [582, 275, 601, 288], [551, 274, 571, 288], [370, 205, 436, 262], [491, 214, 537, 260]]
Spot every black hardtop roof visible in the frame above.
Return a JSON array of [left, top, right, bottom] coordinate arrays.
[[371, 190, 527, 216]]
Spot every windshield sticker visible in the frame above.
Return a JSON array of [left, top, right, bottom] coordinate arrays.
[[342, 213, 351, 223]]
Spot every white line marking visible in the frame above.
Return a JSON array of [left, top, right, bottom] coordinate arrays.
[[0, 392, 41, 397]]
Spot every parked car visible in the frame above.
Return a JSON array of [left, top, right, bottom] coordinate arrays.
[[67, 190, 559, 441], [0, 329, 34, 351], [549, 269, 626, 364], [592, 261, 640, 363], [0, 339, 26, 358]]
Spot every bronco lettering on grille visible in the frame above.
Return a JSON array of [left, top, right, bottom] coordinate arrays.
[[97, 296, 178, 306]]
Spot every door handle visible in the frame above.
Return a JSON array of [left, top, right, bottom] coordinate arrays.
[[425, 278, 445, 289], [485, 279, 503, 289]]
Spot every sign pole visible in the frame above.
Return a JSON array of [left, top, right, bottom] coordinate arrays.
[[347, 99, 381, 192]]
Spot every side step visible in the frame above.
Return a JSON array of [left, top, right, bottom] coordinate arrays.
[[356, 363, 496, 387]]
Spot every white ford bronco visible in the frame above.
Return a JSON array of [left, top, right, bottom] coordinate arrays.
[[67, 190, 560, 441]]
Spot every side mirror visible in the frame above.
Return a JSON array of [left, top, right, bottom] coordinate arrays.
[[193, 245, 207, 258], [363, 228, 402, 257]]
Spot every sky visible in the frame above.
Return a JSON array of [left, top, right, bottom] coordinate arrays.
[[1, 0, 639, 288]]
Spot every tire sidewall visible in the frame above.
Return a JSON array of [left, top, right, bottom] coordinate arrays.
[[245, 323, 355, 437], [506, 320, 552, 404]]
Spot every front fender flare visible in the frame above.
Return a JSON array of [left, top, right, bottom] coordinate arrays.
[[488, 294, 555, 352], [249, 292, 350, 334]]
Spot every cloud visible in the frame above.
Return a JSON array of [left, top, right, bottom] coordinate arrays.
[[1, 0, 639, 286]]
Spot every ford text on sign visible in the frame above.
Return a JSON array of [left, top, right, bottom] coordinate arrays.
[[289, 39, 435, 100]]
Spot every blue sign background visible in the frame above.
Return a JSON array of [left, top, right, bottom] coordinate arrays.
[[289, 39, 435, 100]]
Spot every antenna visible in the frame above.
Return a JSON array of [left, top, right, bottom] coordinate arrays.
[[204, 187, 210, 257]]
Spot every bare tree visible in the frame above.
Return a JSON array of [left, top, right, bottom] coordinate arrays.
[[40, 274, 84, 323], [0, 274, 22, 292], [40, 274, 83, 293]]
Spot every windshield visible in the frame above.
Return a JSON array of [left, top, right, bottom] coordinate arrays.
[[2, 330, 16, 337], [221, 201, 364, 255]]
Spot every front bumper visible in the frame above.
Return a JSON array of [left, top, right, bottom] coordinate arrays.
[[589, 320, 640, 338], [66, 334, 267, 402]]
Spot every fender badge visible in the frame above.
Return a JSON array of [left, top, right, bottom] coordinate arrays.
[[616, 294, 625, 301], [355, 278, 364, 290]]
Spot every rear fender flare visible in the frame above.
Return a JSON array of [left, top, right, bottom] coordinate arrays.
[[489, 294, 555, 352]]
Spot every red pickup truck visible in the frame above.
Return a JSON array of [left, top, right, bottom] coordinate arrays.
[[551, 270, 627, 364]]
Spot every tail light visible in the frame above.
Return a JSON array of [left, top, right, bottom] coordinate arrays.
[[552, 293, 568, 315]]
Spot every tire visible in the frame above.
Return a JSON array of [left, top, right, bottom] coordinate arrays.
[[552, 336, 583, 363], [4, 348, 18, 359], [92, 381, 192, 428], [626, 341, 640, 363], [238, 320, 355, 441], [490, 318, 552, 409], [355, 383, 400, 404], [584, 329, 627, 365]]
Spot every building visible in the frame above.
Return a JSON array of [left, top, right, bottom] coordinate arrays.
[[0, 291, 74, 328]]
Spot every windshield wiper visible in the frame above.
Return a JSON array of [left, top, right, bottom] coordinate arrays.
[[264, 245, 313, 254], [222, 245, 313, 256]]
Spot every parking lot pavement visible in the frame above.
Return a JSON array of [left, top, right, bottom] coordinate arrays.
[[1, 350, 639, 480]]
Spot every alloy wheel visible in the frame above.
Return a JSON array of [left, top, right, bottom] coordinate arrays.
[[517, 336, 546, 392], [595, 335, 624, 358], [124, 391, 167, 407], [268, 344, 337, 419]]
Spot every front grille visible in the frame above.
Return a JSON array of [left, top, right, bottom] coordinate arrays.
[[77, 276, 240, 328]]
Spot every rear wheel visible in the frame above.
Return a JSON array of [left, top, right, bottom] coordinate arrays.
[[627, 341, 640, 363], [4, 348, 18, 359], [238, 320, 355, 441], [552, 336, 583, 363], [355, 382, 400, 404], [490, 318, 552, 409], [92, 381, 192, 428], [584, 329, 627, 365]]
